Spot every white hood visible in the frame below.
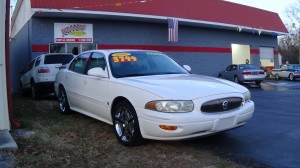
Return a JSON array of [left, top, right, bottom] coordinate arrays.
[[118, 74, 248, 100]]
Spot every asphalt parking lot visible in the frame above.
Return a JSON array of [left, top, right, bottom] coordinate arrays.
[[205, 79, 300, 168], [2, 79, 300, 168]]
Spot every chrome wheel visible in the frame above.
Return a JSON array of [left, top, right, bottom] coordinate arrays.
[[114, 107, 135, 142], [275, 74, 279, 80], [234, 76, 240, 84], [113, 101, 143, 146], [58, 87, 71, 114], [289, 73, 294, 81]]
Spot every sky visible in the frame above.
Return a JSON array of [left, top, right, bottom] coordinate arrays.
[[225, 0, 298, 23]]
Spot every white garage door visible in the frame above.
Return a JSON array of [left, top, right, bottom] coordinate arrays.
[[260, 47, 274, 59], [260, 47, 274, 67]]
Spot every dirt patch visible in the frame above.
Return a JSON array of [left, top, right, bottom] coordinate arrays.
[[8, 95, 252, 168]]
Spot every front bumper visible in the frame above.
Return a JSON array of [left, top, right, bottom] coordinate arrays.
[[137, 100, 254, 140]]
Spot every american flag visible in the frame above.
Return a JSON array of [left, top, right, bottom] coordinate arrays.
[[167, 18, 178, 42]]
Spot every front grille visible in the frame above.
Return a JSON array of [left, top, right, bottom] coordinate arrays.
[[201, 97, 243, 113]]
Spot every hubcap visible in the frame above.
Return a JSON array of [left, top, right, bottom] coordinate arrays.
[[58, 90, 66, 112], [290, 74, 294, 80], [114, 106, 134, 142]]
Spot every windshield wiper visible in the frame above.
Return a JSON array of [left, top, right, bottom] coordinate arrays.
[[119, 74, 148, 77]]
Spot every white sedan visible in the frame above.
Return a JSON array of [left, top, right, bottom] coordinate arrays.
[[54, 50, 254, 146]]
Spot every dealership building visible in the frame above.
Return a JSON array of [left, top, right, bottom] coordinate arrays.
[[10, 0, 287, 92]]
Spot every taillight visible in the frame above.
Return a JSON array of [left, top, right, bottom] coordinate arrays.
[[259, 71, 264, 74], [38, 67, 50, 73], [243, 71, 251, 75]]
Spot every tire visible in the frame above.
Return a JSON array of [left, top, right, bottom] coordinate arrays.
[[112, 100, 144, 147], [275, 74, 280, 80], [20, 83, 28, 96], [289, 73, 295, 81], [234, 76, 240, 84], [218, 74, 223, 79], [58, 86, 71, 114], [31, 83, 40, 100]]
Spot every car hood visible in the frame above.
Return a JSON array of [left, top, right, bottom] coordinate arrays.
[[118, 74, 248, 100]]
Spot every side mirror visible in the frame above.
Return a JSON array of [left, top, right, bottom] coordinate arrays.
[[183, 65, 191, 72], [87, 67, 108, 78]]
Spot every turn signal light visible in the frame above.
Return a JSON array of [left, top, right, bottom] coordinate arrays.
[[159, 125, 177, 131], [242, 71, 251, 75]]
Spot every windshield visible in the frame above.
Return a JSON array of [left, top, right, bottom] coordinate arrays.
[[290, 65, 300, 69], [109, 51, 189, 78]]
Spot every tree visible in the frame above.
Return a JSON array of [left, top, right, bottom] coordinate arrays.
[[282, 0, 300, 64]]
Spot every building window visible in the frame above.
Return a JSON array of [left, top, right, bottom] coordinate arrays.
[[50, 44, 65, 53], [49, 43, 97, 54]]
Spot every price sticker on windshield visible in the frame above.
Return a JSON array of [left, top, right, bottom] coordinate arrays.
[[112, 56, 138, 63]]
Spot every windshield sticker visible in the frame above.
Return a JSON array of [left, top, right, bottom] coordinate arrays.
[[112, 56, 138, 63], [146, 52, 163, 55], [112, 53, 131, 57]]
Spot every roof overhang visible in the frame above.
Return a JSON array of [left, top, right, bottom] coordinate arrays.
[[31, 8, 288, 36]]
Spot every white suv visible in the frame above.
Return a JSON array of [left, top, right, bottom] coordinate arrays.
[[20, 53, 74, 99]]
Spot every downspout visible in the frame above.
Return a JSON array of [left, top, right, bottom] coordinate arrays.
[[6, 0, 21, 128]]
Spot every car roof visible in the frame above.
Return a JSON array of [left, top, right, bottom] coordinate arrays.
[[84, 49, 162, 54], [44, 53, 74, 56]]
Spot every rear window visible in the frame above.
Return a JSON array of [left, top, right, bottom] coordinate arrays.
[[239, 64, 258, 70], [44, 54, 74, 65]]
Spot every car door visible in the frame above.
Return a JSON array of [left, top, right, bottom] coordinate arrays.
[[66, 52, 91, 109], [81, 52, 110, 122], [21, 58, 36, 89], [279, 65, 288, 78], [223, 65, 234, 80]]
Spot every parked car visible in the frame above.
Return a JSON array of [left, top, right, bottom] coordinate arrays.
[[55, 50, 254, 146], [219, 64, 265, 85], [272, 64, 300, 81], [20, 53, 74, 99]]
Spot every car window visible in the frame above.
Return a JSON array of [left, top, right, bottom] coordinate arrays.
[[28, 59, 36, 71], [281, 65, 287, 70], [86, 52, 106, 71], [232, 65, 237, 70], [239, 64, 258, 70], [69, 53, 90, 74], [109, 51, 188, 78], [35, 57, 41, 67], [44, 54, 74, 65], [226, 65, 232, 71]]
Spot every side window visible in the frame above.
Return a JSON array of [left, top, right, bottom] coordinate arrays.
[[281, 65, 287, 70], [86, 52, 106, 71], [232, 65, 237, 70], [226, 65, 232, 71], [35, 57, 41, 67], [28, 59, 36, 71], [69, 53, 91, 74]]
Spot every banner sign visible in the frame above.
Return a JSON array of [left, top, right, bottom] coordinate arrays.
[[54, 23, 93, 43]]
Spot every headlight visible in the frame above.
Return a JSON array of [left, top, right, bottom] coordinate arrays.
[[145, 100, 194, 112], [243, 91, 251, 102]]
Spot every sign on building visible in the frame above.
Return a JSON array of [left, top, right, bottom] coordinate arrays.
[[54, 23, 93, 43]]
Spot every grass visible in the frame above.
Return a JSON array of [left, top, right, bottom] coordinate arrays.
[[8, 94, 253, 168]]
